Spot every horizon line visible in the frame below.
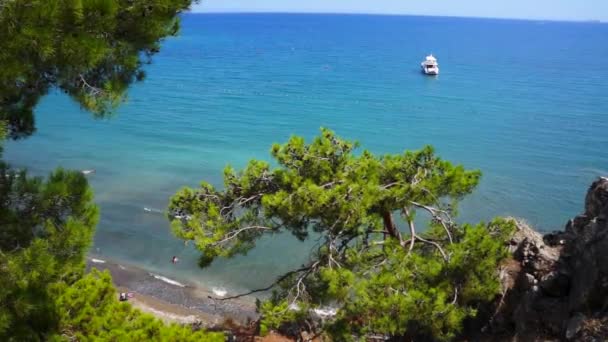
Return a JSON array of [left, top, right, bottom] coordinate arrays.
[[185, 10, 605, 24]]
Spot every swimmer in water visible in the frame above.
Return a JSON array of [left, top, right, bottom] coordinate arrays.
[[172, 256, 179, 264], [81, 169, 95, 175]]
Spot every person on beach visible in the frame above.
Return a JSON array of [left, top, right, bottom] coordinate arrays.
[[119, 292, 134, 301], [172, 256, 179, 264]]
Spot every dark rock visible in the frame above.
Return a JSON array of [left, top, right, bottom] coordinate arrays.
[[565, 178, 608, 314], [522, 273, 537, 290], [543, 231, 570, 247], [481, 177, 608, 341], [539, 271, 570, 297], [565, 215, 590, 235], [565, 313, 586, 340], [584, 177, 608, 218]]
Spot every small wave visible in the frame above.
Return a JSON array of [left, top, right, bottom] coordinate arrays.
[[91, 258, 106, 264], [143, 207, 164, 214], [211, 287, 227, 297], [150, 273, 186, 288], [580, 168, 608, 177], [81, 169, 95, 175]]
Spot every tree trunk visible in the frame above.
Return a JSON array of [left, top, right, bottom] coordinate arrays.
[[382, 210, 402, 242]]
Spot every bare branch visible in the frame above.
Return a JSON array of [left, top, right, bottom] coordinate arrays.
[[403, 207, 416, 253], [219, 203, 235, 216], [410, 201, 454, 244], [218, 194, 263, 216], [78, 74, 103, 96], [320, 180, 344, 189], [363, 258, 388, 276], [287, 262, 320, 306], [380, 181, 400, 189], [238, 194, 261, 206], [210, 225, 275, 246], [328, 254, 342, 268], [210, 264, 314, 301], [416, 235, 449, 262], [451, 287, 458, 305], [197, 192, 221, 201]]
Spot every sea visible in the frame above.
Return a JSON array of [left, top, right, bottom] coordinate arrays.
[[5, 13, 608, 295]]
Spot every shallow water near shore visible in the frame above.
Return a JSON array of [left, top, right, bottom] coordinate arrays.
[[86, 256, 258, 324], [5, 14, 608, 295]]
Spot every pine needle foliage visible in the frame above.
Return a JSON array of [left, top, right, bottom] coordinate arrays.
[[49, 269, 224, 342], [0, 0, 196, 138], [170, 128, 516, 340], [0, 168, 99, 340], [0, 2, 223, 340], [0, 138, 222, 342]]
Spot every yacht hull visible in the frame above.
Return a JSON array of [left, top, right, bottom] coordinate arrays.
[[421, 67, 439, 75]]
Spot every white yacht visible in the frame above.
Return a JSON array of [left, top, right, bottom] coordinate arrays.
[[421, 54, 439, 75]]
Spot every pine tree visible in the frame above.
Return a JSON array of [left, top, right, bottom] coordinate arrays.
[[0, 0, 196, 138], [170, 128, 515, 340], [0, 1, 223, 340], [0, 167, 99, 340]]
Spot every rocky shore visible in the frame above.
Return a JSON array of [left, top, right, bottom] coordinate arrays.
[[481, 177, 608, 341]]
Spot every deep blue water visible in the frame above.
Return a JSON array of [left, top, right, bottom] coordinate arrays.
[[5, 14, 608, 293]]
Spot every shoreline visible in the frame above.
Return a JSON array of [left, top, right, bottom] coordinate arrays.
[[86, 256, 259, 328]]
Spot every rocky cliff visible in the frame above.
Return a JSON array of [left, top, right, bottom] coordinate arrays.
[[484, 177, 608, 341]]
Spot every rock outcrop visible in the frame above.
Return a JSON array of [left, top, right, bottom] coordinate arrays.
[[485, 177, 608, 341]]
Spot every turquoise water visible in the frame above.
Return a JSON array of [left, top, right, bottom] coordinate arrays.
[[5, 14, 608, 293]]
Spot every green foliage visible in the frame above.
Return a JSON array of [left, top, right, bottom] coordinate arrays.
[[0, 168, 99, 340], [0, 2, 225, 341], [258, 300, 294, 335], [49, 269, 224, 342], [0, 0, 197, 138], [0, 161, 222, 342], [0, 166, 98, 251], [322, 218, 515, 341], [170, 128, 516, 340]]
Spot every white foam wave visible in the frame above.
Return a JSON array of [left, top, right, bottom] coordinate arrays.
[[91, 258, 106, 264], [211, 287, 227, 297], [150, 273, 186, 288], [144, 207, 164, 214]]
